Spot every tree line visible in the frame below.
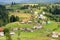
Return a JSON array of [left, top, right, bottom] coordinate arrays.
[[0, 5, 19, 27]]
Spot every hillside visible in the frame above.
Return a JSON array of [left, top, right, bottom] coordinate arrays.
[[0, 3, 60, 40]]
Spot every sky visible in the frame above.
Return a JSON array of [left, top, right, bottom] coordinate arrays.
[[0, 0, 60, 3]]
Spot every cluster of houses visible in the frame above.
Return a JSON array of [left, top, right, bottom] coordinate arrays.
[[18, 11, 50, 25], [34, 11, 46, 22], [11, 24, 43, 32], [0, 11, 54, 38], [1, 27, 60, 38], [0, 24, 43, 37]]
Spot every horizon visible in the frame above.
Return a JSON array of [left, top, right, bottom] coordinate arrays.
[[0, 0, 60, 4]]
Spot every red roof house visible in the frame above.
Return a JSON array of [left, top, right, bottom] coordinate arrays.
[[0, 27, 4, 32]]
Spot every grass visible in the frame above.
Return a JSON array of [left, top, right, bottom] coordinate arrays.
[[1, 29, 56, 40], [0, 36, 6, 40], [2, 3, 60, 40], [1, 20, 59, 40], [2, 14, 59, 40], [9, 12, 32, 22], [44, 21, 58, 31], [5, 22, 33, 29]]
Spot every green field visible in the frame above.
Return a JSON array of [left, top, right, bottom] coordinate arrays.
[[0, 21, 59, 40], [0, 4, 60, 40]]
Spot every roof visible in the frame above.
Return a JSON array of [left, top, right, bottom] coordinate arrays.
[[0, 27, 4, 32]]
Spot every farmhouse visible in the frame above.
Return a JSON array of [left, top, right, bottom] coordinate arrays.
[[52, 32, 58, 38], [0, 27, 4, 36], [51, 32, 60, 38]]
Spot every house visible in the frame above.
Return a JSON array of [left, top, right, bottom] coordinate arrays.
[[25, 28, 34, 32], [20, 22, 25, 24], [38, 14, 46, 20], [34, 12, 38, 15], [42, 12, 45, 15], [52, 32, 59, 38], [0, 27, 4, 36], [0, 32, 4, 36], [20, 28, 25, 31], [28, 21, 32, 24], [42, 21, 46, 24], [0, 27, 4, 32], [10, 31, 15, 35], [33, 25, 42, 29], [20, 28, 34, 32], [13, 28, 18, 31]]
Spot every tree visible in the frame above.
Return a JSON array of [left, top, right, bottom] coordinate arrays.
[[10, 15, 16, 22], [15, 16, 19, 21], [44, 5, 60, 15], [10, 15, 19, 22], [0, 5, 9, 26], [4, 28, 12, 40], [11, 2, 16, 6]]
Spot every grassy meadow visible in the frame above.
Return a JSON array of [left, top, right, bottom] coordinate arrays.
[[0, 3, 60, 40]]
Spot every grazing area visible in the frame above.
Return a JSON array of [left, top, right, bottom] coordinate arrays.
[[0, 3, 60, 40]]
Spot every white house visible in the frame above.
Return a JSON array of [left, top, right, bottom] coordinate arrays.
[[39, 14, 46, 20], [0, 27, 4, 37], [52, 32, 59, 38], [13, 28, 18, 31], [28, 21, 32, 24], [34, 12, 38, 18], [10, 31, 15, 35], [42, 12, 45, 15], [0, 32, 4, 36], [42, 21, 46, 24], [20, 22, 25, 24], [34, 12, 38, 15]]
